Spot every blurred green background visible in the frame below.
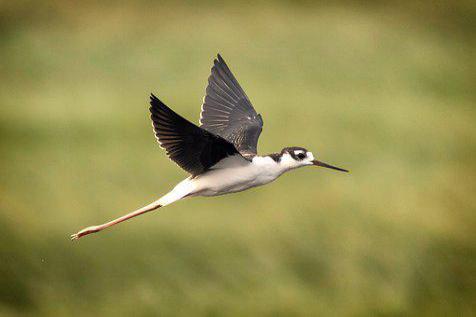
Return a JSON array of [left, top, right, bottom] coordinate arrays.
[[1, 1, 475, 316]]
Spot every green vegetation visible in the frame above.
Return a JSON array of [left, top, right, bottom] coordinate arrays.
[[1, 1, 475, 316]]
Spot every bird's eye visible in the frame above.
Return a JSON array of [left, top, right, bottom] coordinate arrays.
[[296, 152, 306, 160]]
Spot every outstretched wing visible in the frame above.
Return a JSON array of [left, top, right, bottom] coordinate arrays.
[[150, 94, 240, 176], [200, 54, 263, 157]]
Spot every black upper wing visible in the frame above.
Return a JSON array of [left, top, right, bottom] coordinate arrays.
[[200, 54, 263, 157], [150, 94, 240, 176]]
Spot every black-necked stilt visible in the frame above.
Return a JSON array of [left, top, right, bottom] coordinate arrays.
[[71, 54, 348, 240]]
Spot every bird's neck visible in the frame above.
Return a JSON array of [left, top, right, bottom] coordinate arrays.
[[253, 153, 299, 175]]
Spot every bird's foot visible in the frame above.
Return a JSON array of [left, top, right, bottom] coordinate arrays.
[[70, 226, 101, 240]]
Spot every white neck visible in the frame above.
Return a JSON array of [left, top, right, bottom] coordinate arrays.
[[252, 153, 301, 178]]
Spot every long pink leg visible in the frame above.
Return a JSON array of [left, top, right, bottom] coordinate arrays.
[[71, 200, 162, 240]]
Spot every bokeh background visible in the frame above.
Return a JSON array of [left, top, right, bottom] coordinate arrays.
[[1, 1, 475, 316]]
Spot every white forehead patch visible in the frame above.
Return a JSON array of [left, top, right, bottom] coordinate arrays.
[[294, 150, 305, 155]]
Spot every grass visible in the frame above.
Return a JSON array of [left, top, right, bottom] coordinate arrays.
[[0, 1, 475, 316]]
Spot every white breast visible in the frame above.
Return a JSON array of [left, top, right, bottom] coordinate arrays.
[[190, 155, 284, 197]]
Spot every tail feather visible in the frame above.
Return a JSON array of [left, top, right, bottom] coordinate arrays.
[[158, 178, 195, 206]]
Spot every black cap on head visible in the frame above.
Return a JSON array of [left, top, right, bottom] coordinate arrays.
[[282, 147, 308, 160]]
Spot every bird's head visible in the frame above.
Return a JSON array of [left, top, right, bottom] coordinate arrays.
[[279, 147, 348, 173]]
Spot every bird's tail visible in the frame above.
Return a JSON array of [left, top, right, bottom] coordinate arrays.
[[71, 178, 194, 240], [156, 177, 194, 206]]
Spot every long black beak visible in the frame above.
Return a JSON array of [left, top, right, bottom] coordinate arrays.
[[312, 160, 349, 173]]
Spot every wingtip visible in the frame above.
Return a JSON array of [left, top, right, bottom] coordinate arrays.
[[150, 94, 162, 107], [149, 94, 163, 114], [215, 53, 225, 65]]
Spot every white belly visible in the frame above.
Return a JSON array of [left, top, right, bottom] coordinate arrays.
[[190, 155, 283, 197]]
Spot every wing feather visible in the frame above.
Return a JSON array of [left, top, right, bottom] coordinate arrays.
[[200, 54, 263, 157], [150, 94, 240, 176]]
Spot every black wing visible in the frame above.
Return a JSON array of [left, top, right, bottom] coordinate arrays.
[[150, 94, 240, 176], [200, 54, 263, 157]]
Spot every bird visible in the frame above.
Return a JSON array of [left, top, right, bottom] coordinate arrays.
[[71, 54, 348, 240]]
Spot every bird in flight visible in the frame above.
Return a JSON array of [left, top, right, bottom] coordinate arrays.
[[71, 54, 348, 240]]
